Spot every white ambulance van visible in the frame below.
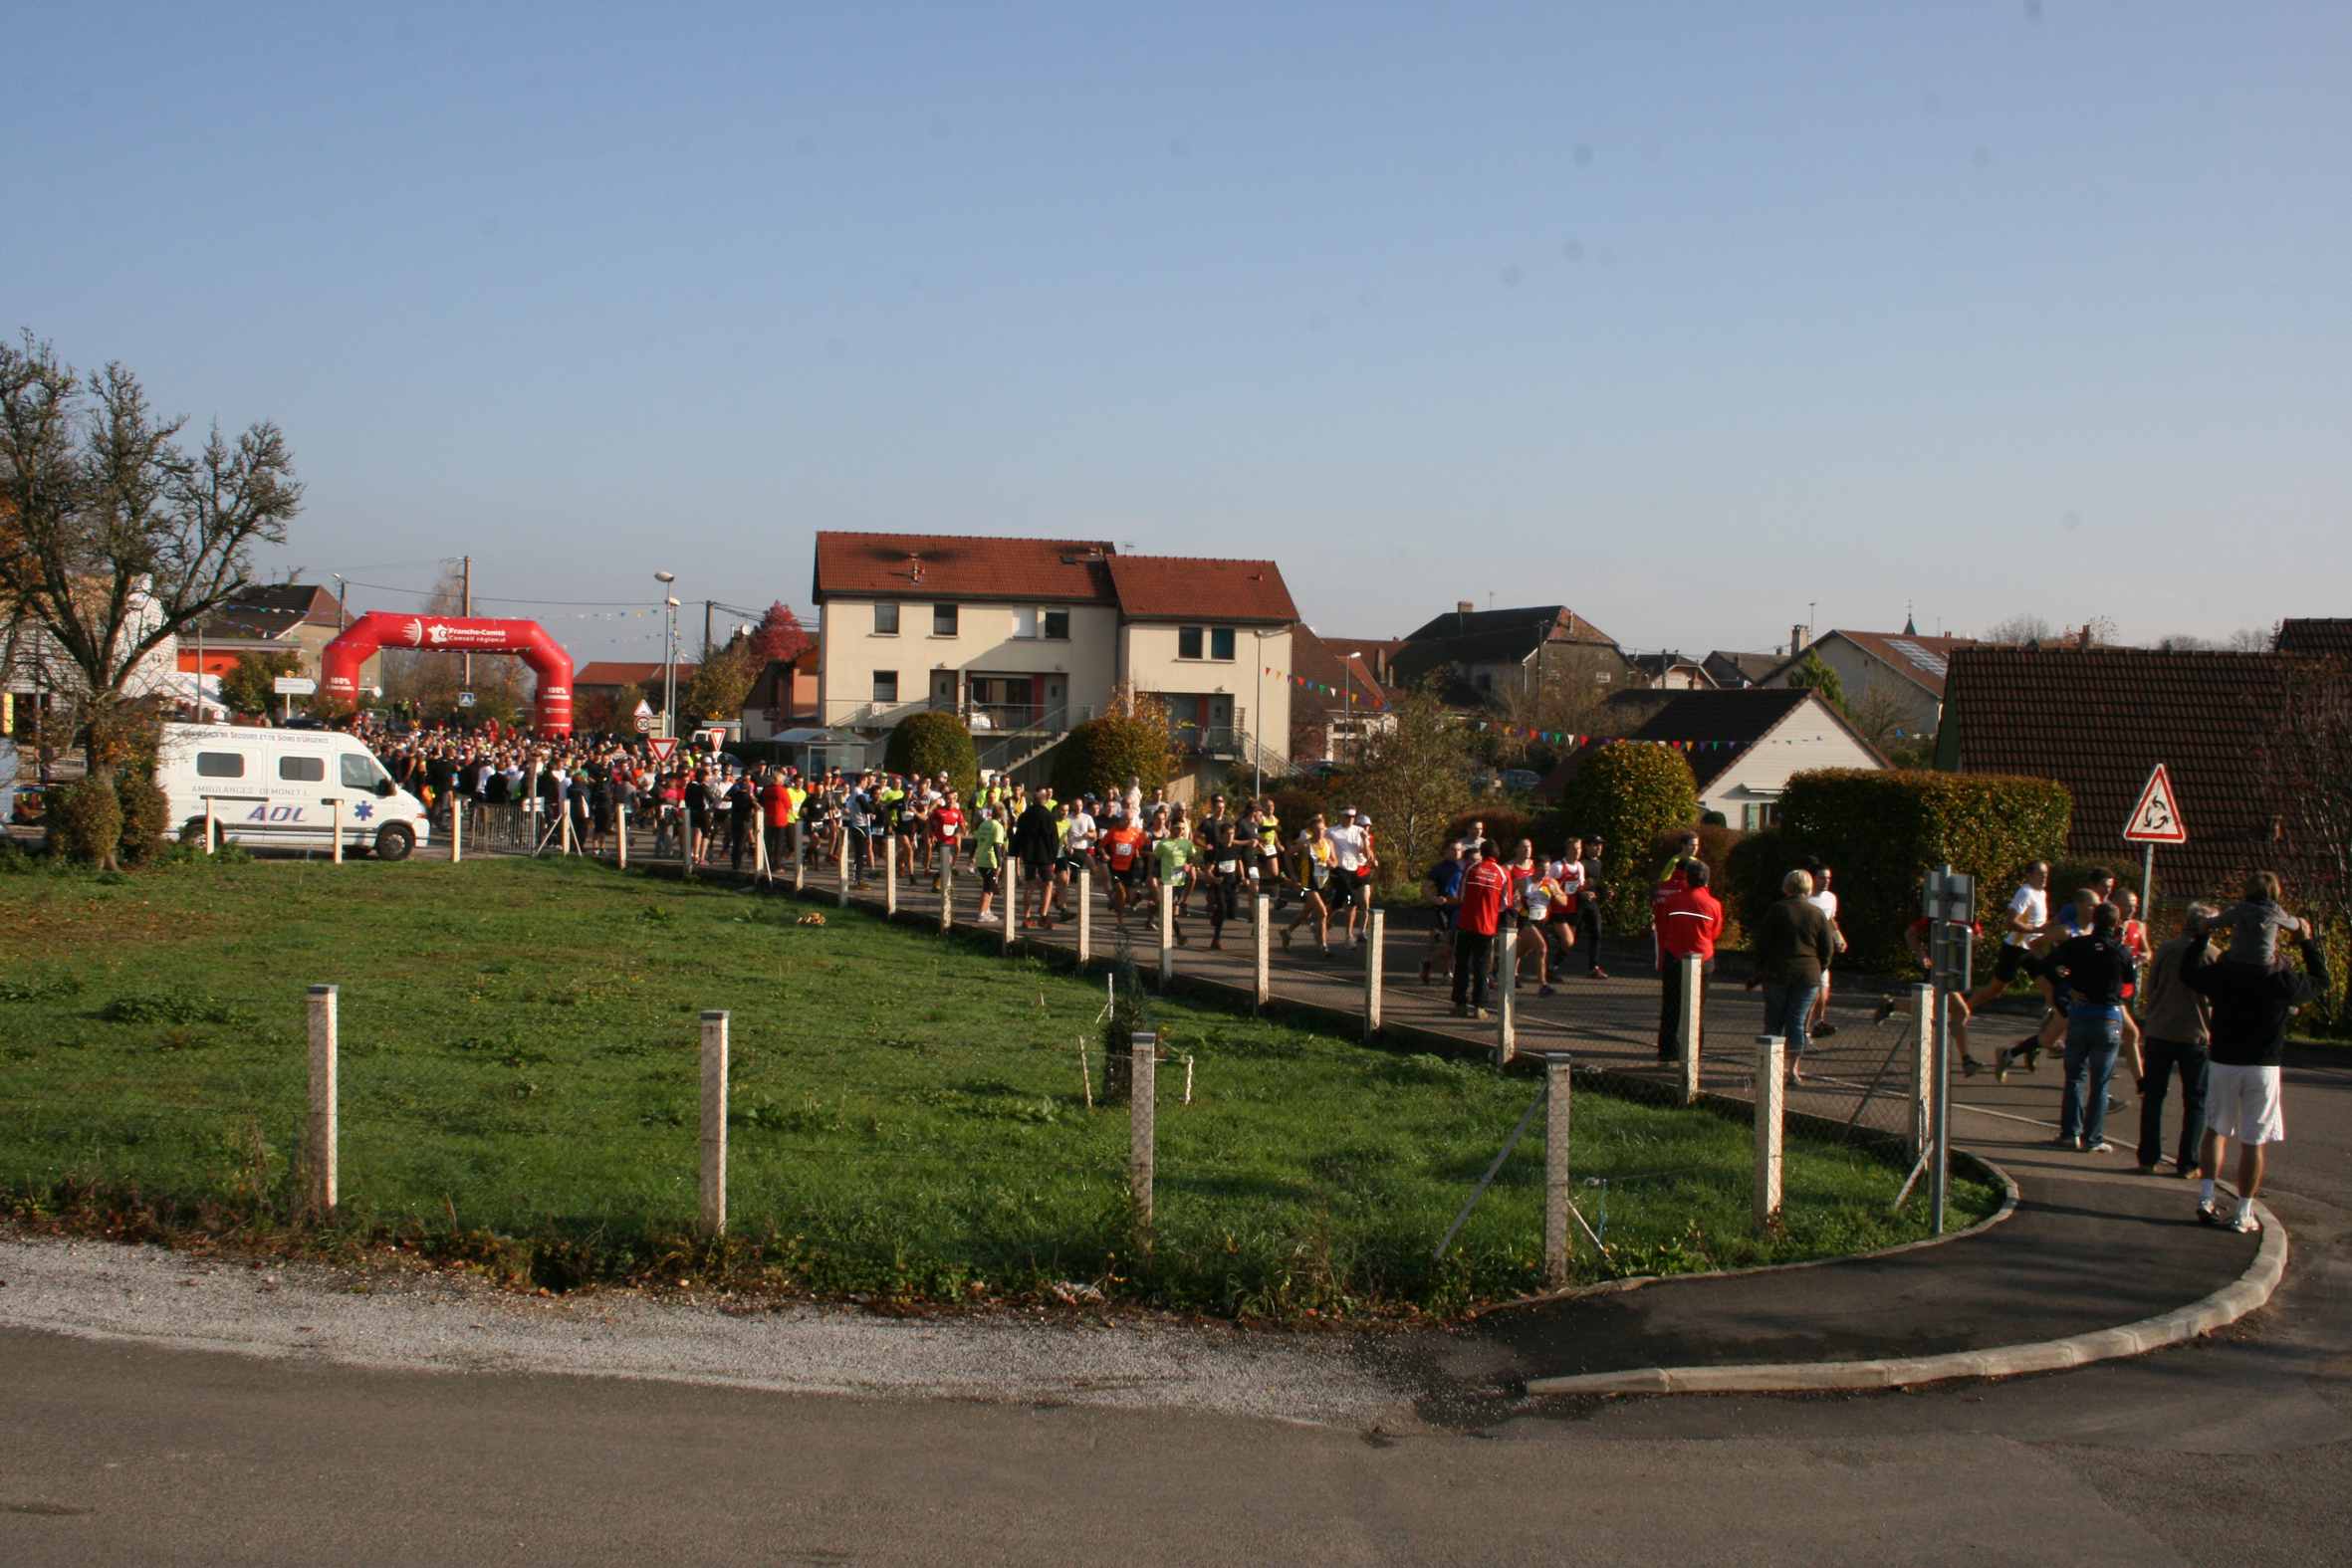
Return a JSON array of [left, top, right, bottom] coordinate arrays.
[[155, 724, 431, 860]]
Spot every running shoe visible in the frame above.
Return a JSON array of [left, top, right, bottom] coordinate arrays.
[[1872, 997, 1897, 1025], [1588, 967, 1610, 981], [1961, 1055, 1982, 1077], [2226, 1211, 2262, 1235], [2085, 1140, 2113, 1155], [2197, 1202, 2223, 1226], [1813, 1022, 1839, 1040], [1537, 985, 1555, 998]]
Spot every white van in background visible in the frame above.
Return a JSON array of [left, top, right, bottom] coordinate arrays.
[[155, 724, 430, 860]]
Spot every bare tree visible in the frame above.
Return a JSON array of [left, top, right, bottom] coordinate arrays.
[[0, 333, 302, 775], [2271, 655, 2352, 1019], [1982, 613, 2055, 646]]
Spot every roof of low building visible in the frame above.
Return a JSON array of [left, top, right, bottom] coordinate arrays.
[[1939, 647, 2300, 891], [2276, 618, 2352, 659], [814, 532, 1118, 605], [1703, 650, 1784, 688], [1289, 626, 1391, 721], [1764, 629, 1982, 698], [1103, 555, 1299, 623], [191, 583, 343, 643], [1400, 603, 1618, 648], [1629, 650, 1714, 683], [1539, 688, 1885, 795]]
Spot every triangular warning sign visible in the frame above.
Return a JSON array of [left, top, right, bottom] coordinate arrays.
[[2122, 763, 2188, 844], [646, 736, 678, 764]]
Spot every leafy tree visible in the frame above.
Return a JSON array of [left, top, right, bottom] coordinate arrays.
[[681, 638, 758, 722], [218, 649, 299, 717], [1348, 681, 1474, 893], [749, 601, 813, 666], [1780, 650, 1847, 710], [884, 709, 979, 798], [0, 333, 303, 781]]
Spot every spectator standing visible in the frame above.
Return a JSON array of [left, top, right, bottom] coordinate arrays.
[[1750, 868, 1834, 1084], [1011, 789, 1061, 928], [1654, 860, 1725, 1062], [2044, 903, 2137, 1153], [2136, 903, 2218, 1176], [1575, 835, 1610, 979], [1451, 840, 1510, 1020], [2184, 910, 2330, 1233]]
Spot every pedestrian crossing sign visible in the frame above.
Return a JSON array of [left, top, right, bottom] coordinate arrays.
[[2123, 764, 2188, 844]]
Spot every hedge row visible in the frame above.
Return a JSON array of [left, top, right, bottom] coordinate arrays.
[[1726, 770, 2073, 974], [1559, 744, 1702, 935]]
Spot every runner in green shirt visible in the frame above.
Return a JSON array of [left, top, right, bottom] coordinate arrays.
[[1152, 831, 1195, 946], [972, 807, 1009, 923]]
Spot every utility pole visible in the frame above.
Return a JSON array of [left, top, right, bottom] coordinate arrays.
[[460, 556, 473, 689], [703, 599, 715, 661]]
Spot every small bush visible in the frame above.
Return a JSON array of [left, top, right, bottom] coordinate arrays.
[[883, 711, 979, 800], [1558, 743, 1701, 935], [115, 773, 170, 866], [1054, 711, 1172, 801], [45, 779, 123, 867]]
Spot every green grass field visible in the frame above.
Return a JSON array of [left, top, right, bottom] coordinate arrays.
[[0, 851, 1997, 1317]]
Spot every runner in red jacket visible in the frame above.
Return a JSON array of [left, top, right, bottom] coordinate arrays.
[[1654, 861, 1726, 1061], [1453, 840, 1511, 1019]]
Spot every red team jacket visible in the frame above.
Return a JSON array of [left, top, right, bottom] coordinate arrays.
[[1456, 859, 1512, 937]]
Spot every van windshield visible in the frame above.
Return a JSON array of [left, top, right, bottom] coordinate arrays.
[[341, 753, 391, 791]]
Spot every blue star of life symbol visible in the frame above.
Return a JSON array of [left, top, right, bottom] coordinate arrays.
[[353, 800, 374, 821]]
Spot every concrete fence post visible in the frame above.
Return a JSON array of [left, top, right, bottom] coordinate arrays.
[[330, 798, 345, 865], [1157, 882, 1175, 984], [560, 805, 575, 858], [1130, 1032, 1157, 1238], [306, 985, 338, 1216], [835, 831, 849, 908], [1497, 925, 1519, 1063], [1362, 908, 1385, 1039], [449, 798, 463, 865], [1677, 954, 1703, 1104], [752, 813, 771, 884], [1001, 870, 1016, 953], [939, 862, 955, 932], [1076, 869, 1093, 966], [1253, 894, 1271, 1010], [1909, 984, 1937, 1164], [202, 798, 216, 855], [1544, 1055, 1572, 1288], [700, 1009, 728, 1237], [885, 833, 898, 917], [1756, 1033, 1785, 1231], [791, 824, 805, 892], [616, 802, 629, 871]]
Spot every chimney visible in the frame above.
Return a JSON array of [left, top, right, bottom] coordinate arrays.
[[1457, 600, 1476, 615], [1790, 625, 1805, 656]]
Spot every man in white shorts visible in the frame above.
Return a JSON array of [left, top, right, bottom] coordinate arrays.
[[2181, 915, 2330, 1234]]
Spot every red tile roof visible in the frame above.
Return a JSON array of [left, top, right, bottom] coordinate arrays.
[[813, 533, 1116, 604], [1939, 648, 2301, 892], [1764, 630, 1981, 699], [575, 661, 697, 689], [1104, 556, 1298, 623]]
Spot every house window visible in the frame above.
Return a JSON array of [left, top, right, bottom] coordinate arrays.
[[195, 752, 245, 779], [1210, 627, 1236, 661], [1741, 802, 1779, 831], [874, 603, 900, 636], [278, 755, 325, 783], [932, 604, 958, 637], [1043, 608, 1069, 640], [872, 671, 899, 705]]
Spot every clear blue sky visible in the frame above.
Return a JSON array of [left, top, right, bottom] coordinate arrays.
[[8, 1, 2345, 662]]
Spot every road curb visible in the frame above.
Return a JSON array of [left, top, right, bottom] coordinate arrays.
[[1525, 1199, 2286, 1397]]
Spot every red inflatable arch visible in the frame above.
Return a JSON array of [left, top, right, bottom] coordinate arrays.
[[321, 612, 575, 736]]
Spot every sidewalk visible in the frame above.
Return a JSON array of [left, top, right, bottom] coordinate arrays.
[[582, 844, 2288, 1391]]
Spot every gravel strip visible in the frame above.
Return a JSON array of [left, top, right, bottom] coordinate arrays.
[[0, 1232, 1427, 1431]]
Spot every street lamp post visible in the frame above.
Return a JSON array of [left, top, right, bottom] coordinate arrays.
[[655, 571, 679, 740], [1342, 650, 1362, 764]]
